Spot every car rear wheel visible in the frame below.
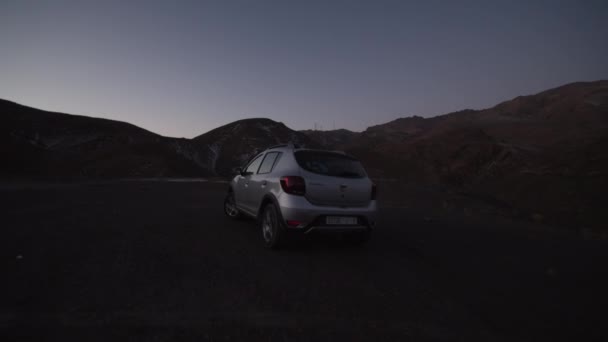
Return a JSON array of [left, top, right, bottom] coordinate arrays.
[[224, 192, 241, 219], [261, 203, 285, 249]]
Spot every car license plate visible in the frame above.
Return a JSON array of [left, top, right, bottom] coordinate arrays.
[[326, 216, 357, 225]]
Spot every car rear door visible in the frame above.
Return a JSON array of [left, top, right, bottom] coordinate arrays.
[[237, 153, 264, 214], [248, 151, 282, 212]]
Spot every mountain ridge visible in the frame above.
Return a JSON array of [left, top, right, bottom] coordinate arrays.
[[2, 80, 607, 229]]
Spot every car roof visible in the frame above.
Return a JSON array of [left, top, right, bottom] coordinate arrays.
[[263, 145, 349, 157]]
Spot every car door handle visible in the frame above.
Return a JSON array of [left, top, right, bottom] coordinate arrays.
[[261, 181, 267, 186]]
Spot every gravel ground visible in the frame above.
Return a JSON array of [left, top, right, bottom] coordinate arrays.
[[1, 180, 606, 341]]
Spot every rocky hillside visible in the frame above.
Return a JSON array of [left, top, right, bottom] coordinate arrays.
[[300, 128, 358, 148], [0, 99, 204, 178], [192, 118, 318, 176], [2, 80, 607, 229], [0, 100, 316, 178], [307, 81, 608, 229]]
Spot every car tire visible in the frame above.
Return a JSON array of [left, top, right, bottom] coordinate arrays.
[[260, 203, 285, 249], [224, 192, 241, 219]]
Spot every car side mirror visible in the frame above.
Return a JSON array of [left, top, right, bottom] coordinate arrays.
[[233, 167, 243, 176]]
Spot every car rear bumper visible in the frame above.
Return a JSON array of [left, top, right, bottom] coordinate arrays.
[[276, 193, 377, 233], [303, 223, 370, 234]]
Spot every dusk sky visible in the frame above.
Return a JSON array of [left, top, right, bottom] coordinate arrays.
[[1, 0, 607, 138]]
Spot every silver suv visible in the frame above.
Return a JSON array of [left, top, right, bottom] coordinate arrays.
[[224, 143, 377, 248]]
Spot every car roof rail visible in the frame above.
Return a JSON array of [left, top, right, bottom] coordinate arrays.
[[267, 142, 301, 151], [267, 144, 287, 150]]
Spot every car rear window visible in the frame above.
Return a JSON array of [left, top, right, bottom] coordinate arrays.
[[244, 154, 263, 174], [258, 152, 281, 174], [294, 151, 366, 178]]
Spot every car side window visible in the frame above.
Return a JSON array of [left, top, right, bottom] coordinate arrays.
[[244, 154, 264, 175], [258, 152, 281, 174]]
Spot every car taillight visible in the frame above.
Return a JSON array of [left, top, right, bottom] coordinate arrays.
[[280, 176, 306, 196], [371, 183, 377, 200], [286, 220, 302, 227]]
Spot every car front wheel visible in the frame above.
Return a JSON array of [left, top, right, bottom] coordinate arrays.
[[224, 192, 241, 219]]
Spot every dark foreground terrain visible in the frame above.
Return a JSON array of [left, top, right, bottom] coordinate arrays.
[[1, 181, 606, 341]]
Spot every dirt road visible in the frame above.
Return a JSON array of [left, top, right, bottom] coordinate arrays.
[[1, 180, 606, 341]]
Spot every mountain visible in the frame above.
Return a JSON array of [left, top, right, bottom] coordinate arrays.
[[300, 128, 358, 148], [2, 80, 607, 229], [307, 81, 608, 228], [0, 99, 206, 178], [0, 100, 316, 178], [191, 118, 318, 176]]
